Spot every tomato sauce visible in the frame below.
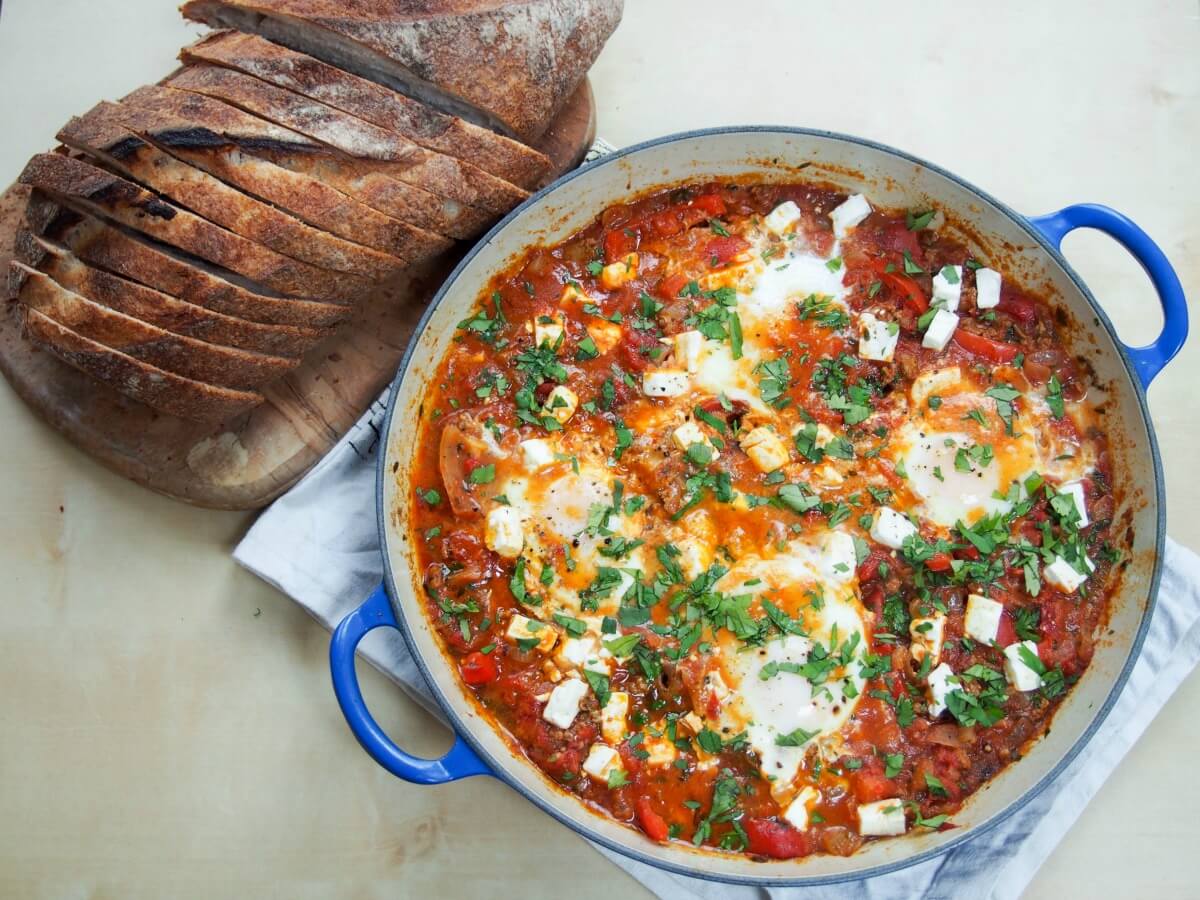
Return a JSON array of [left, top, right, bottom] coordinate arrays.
[[405, 179, 1121, 861]]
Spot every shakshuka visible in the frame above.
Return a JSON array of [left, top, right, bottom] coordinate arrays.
[[408, 179, 1121, 860]]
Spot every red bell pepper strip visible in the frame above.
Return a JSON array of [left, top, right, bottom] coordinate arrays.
[[743, 817, 815, 859], [953, 328, 1020, 363], [870, 260, 928, 313], [635, 798, 670, 842]]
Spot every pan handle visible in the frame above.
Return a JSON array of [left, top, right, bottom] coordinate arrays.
[[329, 584, 491, 784], [1028, 204, 1188, 388]]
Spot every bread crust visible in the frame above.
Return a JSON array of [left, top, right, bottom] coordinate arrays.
[[180, 0, 622, 143], [31, 237, 323, 358], [59, 103, 409, 280], [122, 84, 488, 238], [18, 153, 369, 305], [110, 98, 453, 259], [15, 264, 297, 390], [23, 307, 263, 422], [16, 204, 350, 329], [165, 65, 528, 214], [182, 30, 550, 189]]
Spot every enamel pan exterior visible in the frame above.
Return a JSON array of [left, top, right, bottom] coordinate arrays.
[[329, 127, 1188, 885]]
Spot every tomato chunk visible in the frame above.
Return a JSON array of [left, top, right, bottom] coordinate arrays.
[[997, 294, 1037, 325], [743, 817, 816, 860], [704, 235, 749, 267], [995, 609, 1018, 647], [604, 228, 638, 263], [460, 650, 497, 685], [953, 328, 1020, 363], [691, 193, 727, 217], [925, 552, 953, 572], [656, 272, 690, 300], [635, 798, 670, 842], [851, 770, 896, 803]]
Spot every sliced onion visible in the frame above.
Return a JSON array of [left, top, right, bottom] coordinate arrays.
[[927, 723, 974, 747]]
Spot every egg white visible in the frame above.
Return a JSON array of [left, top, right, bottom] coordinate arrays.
[[702, 533, 867, 803]]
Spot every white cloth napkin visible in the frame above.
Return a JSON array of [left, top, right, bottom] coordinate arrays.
[[235, 379, 1200, 900]]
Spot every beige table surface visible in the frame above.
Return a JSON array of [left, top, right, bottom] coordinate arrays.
[[1, 0, 1197, 897]]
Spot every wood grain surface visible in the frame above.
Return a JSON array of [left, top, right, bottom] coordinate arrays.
[[0, 80, 595, 509]]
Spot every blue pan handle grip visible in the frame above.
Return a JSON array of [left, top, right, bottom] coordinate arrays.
[[330, 583, 491, 783], [1028, 204, 1188, 388]]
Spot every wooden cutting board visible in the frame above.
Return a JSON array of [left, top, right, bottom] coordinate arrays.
[[0, 81, 596, 510]]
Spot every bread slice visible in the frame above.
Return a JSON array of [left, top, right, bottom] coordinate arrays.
[[58, 103, 408, 281], [180, 0, 622, 143], [18, 153, 369, 305], [23, 307, 262, 422], [14, 264, 297, 389], [28, 236, 322, 358], [181, 30, 550, 189], [109, 97, 453, 259], [165, 65, 528, 215], [15, 200, 349, 329], [122, 84, 487, 239]]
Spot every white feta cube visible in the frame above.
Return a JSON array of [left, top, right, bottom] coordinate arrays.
[[870, 507, 917, 550], [1058, 481, 1089, 528], [582, 743, 623, 782], [544, 385, 578, 425], [817, 464, 845, 487], [926, 662, 957, 717], [1043, 554, 1094, 593], [932, 265, 963, 311], [964, 593, 1004, 644], [677, 539, 713, 581], [642, 368, 690, 397], [642, 733, 678, 767], [533, 314, 564, 349], [560, 281, 592, 305], [782, 786, 819, 831], [556, 635, 598, 670], [823, 530, 858, 581], [601, 691, 630, 744], [485, 507, 524, 558], [740, 426, 790, 473], [1003, 640, 1044, 692], [600, 253, 639, 290], [543, 677, 589, 729], [556, 635, 611, 675], [506, 613, 557, 653], [857, 798, 907, 836], [672, 330, 704, 373], [680, 711, 706, 736], [672, 420, 718, 460], [831, 193, 872, 237], [858, 311, 900, 362], [519, 438, 556, 470], [586, 319, 623, 355], [909, 614, 946, 667], [921, 309, 960, 352], [764, 200, 803, 235], [975, 267, 1002, 309]]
